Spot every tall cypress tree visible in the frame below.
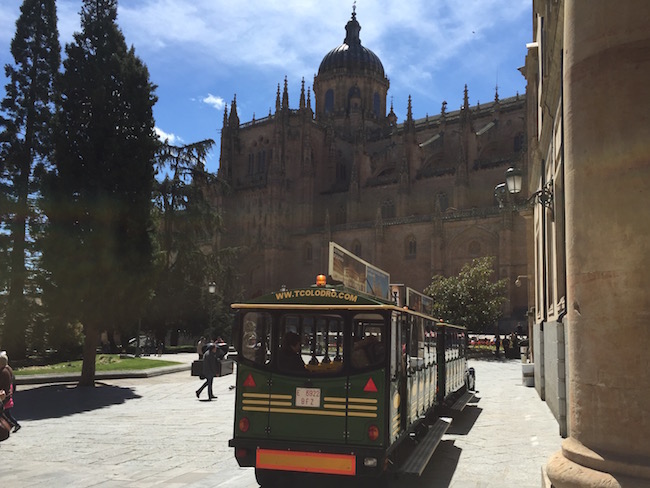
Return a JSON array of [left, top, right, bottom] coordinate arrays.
[[0, 0, 60, 359], [41, 0, 157, 386]]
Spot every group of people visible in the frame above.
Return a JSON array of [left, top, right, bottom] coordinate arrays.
[[195, 336, 227, 401], [494, 332, 521, 359], [0, 350, 21, 438]]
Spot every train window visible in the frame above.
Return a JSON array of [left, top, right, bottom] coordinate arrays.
[[278, 314, 344, 374], [424, 322, 436, 365], [410, 317, 425, 370], [241, 312, 273, 366], [351, 313, 386, 369]]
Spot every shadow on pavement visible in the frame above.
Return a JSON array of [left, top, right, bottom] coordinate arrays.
[[446, 405, 482, 436], [415, 439, 462, 488], [12, 382, 141, 420]]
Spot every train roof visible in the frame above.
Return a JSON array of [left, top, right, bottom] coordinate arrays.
[[231, 283, 466, 331]]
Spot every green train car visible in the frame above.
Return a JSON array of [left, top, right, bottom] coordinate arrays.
[[228, 273, 475, 486]]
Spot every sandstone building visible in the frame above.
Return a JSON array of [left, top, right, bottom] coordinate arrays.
[[522, 1, 650, 486], [216, 9, 530, 330]]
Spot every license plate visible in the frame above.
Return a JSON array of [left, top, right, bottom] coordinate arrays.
[[295, 387, 321, 407]]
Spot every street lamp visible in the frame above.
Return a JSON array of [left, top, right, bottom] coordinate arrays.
[[207, 281, 216, 333], [515, 275, 528, 287], [495, 166, 553, 211]]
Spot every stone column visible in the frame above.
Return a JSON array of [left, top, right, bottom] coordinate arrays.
[[546, 1, 650, 486]]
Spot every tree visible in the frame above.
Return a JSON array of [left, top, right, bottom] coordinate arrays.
[[146, 140, 242, 344], [40, 0, 157, 386], [424, 256, 507, 332], [0, 0, 60, 359]]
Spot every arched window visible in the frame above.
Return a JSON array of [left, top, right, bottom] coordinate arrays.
[[406, 235, 417, 259], [381, 199, 395, 219], [335, 205, 346, 225], [325, 89, 334, 114], [436, 192, 449, 212], [336, 160, 347, 181], [352, 240, 362, 257], [373, 92, 381, 117], [304, 242, 313, 263], [468, 241, 481, 257]]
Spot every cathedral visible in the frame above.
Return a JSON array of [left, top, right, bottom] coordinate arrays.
[[215, 9, 529, 330]]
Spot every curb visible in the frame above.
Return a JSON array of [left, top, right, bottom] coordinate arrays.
[[15, 364, 190, 385]]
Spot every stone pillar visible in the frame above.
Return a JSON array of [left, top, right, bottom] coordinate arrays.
[[546, 1, 650, 486]]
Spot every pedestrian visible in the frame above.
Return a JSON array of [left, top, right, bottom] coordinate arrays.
[[196, 343, 218, 400], [494, 334, 501, 358], [0, 352, 21, 432], [502, 335, 511, 358], [196, 336, 205, 360]]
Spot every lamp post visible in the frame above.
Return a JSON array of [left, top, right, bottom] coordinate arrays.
[[495, 166, 553, 211], [208, 281, 216, 334], [514, 275, 528, 288]]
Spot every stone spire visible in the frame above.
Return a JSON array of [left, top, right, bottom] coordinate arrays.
[[275, 83, 281, 112], [282, 76, 289, 110], [387, 98, 397, 126], [228, 95, 239, 127], [222, 102, 228, 129], [299, 77, 306, 109], [405, 95, 415, 131], [307, 87, 312, 111]]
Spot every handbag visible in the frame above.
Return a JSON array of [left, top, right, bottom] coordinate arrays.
[[0, 413, 11, 442]]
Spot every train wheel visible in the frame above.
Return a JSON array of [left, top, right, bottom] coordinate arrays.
[[254, 468, 283, 487]]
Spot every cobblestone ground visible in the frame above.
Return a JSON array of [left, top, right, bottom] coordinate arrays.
[[1, 355, 561, 487]]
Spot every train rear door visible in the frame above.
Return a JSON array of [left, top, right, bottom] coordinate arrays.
[[268, 313, 349, 444]]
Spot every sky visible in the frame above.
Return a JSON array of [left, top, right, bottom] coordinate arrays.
[[0, 0, 532, 173]]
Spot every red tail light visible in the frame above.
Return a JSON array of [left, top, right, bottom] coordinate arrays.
[[239, 417, 250, 432], [243, 374, 256, 387], [235, 448, 249, 459], [368, 425, 379, 441]]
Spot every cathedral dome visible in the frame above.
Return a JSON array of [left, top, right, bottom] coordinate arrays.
[[317, 10, 385, 78]]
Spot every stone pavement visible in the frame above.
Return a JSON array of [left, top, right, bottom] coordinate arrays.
[[1, 354, 563, 487]]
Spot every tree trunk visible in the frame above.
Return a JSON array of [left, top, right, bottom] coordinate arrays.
[[78, 323, 99, 387]]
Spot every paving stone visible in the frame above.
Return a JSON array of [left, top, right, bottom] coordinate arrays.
[[1, 354, 562, 487]]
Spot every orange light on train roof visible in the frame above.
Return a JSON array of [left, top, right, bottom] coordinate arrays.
[[316, 274, 327, 287]]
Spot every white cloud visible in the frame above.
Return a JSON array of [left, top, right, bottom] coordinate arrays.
[[202, 94, 225, 110], [155, 126, 182, 144]]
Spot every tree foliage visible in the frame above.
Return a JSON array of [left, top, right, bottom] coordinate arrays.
[[147, 140, 242, 343], [424, 256, 507, 332], [40, 0, 157, 386], [0, 0, 60, 359]]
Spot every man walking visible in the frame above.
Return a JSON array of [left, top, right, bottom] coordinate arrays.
[[196, 343, 218, 401]]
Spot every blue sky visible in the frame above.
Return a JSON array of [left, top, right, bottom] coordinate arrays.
[[0, 0, 531, 172]]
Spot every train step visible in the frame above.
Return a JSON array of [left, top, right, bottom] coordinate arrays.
[[450, 390, 475, 411], [399, 417, 452, 476]]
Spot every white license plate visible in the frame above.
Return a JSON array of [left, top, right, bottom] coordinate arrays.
[[295, 387, 321, 407]]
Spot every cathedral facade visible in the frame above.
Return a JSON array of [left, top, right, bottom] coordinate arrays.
[[216, 10, 529, 330]]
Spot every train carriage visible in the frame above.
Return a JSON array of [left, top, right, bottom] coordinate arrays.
[[228, 244, 474, 486]]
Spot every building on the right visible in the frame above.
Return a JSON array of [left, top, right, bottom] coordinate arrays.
[[517, 1, 650, 486]]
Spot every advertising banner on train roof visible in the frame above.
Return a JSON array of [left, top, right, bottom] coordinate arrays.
[[406, 287, 434, 317], [328, 242, 390, 301]]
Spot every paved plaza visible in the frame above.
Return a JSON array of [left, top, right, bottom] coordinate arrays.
[[1, 354, 562, 487]]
